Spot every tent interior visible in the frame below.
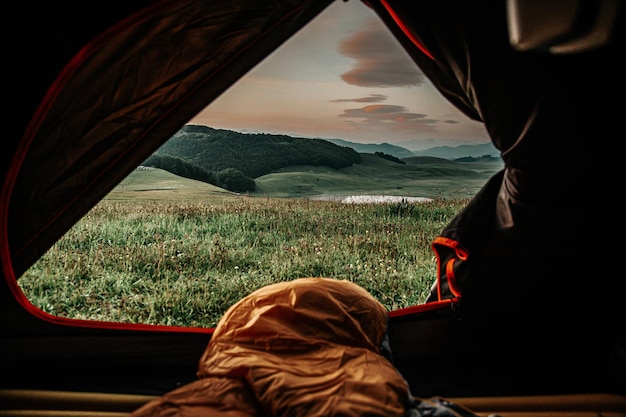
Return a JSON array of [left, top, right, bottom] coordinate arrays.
[[1, 0, 625, 415]]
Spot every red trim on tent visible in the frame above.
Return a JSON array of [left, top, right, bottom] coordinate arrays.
[[431, 236, 467, 301], [388, 236, 466, 319], [388, 298, 458, 318], [378, 0, 434, 60]]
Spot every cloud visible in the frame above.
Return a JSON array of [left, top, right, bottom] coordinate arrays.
[[330, 94, 388, 103], [338, 104, 442, 134], [338, 22, 426, 87]]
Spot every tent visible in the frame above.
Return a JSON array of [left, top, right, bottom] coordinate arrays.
[[1, 0, 625, 414]]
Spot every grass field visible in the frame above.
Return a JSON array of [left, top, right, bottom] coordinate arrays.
[[18, 157, 501, 328]]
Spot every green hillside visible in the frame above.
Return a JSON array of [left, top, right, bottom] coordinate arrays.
[[106, 167, 238, 201], [111, 153, 502, 201], [252, 153, 502, 199], [126, 125, 505, 201], [154, 125, 361, 178]]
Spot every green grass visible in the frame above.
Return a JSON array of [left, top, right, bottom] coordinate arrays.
[[19, 197, 468, 328], [18, 158, 496, 328]]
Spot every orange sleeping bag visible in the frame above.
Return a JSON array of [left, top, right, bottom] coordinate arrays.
[[129, 277, 412, 416]]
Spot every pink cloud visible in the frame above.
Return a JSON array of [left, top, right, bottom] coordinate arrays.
[[338, 104, 439, 133], [338, 24, 425, 87]]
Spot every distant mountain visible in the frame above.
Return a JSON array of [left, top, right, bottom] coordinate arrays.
[[454, 154, 502, 163], [411, 142, 500, 159], [323, 137, 500, 160], [323, 138, 416, 159], [395, 137, 487, 151]]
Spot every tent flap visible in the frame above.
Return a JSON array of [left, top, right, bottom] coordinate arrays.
[[6, 0, 333, 278]]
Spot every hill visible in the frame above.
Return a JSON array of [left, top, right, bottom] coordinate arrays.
[[106, 166, 238, 201], [138, 125, 504, 199], [253, 153, 503, 200], [155, 125, 361, 178], [153, 126, 501, 181]]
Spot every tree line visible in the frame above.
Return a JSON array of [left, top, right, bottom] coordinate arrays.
[[142, 125, 362, 192], [142, 154, 256, 192]]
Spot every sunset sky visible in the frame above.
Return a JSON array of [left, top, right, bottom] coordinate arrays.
[[190, 0, 490, 151]]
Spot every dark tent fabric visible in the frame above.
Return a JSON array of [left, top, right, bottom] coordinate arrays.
[[370, 0, 626, 394], [1, 0, 626, 411]]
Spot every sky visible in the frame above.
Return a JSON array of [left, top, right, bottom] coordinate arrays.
[[189, 0, 490, 151]]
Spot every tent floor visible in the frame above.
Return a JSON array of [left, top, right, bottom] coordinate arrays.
[[1, 389, 625, 416]]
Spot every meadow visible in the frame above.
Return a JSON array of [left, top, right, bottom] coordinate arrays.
[[18, 157, 500, 329], [19, 196, 468, 328]]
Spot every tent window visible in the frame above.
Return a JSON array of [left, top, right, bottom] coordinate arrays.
[[17, 0, 493, 329]]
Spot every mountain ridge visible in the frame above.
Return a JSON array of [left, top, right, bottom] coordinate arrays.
[[317, 137, 499, 160]]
